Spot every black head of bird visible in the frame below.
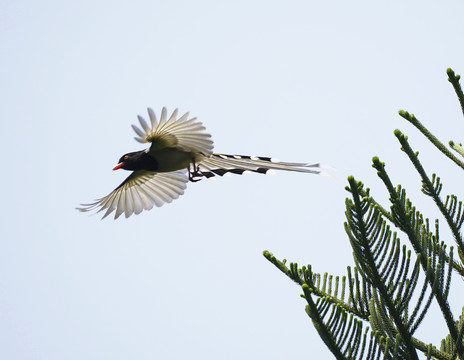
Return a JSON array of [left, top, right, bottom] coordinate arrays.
[[112, 151, 159, 172]]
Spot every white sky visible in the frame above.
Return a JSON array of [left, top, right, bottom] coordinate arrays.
[[2, 1, 464, 359]]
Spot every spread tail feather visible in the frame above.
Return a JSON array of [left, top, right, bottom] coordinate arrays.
[[199, 153, 334, 178]]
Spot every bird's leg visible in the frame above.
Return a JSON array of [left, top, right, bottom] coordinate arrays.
[[188, 159, 204, 182]]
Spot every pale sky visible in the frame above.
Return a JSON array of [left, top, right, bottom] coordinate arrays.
[[2, 1, 464, 359]]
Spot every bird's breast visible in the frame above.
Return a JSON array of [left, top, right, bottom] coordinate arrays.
[[151, 148, 201, 172]]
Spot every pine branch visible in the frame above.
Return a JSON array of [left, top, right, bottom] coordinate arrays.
[[447, 68, 464, 118], [398, 111, 464, 171], [372, 156, 462, 358], [449, 141, 464, 158], [263, 251, 371, 320], [346, 176, 419, 359], [265, 251, 458, 360], [394, 130, 464, 267], [302, 285, 352, 360]]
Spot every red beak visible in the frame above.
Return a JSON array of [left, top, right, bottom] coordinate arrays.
[[112, 162, 124, 171]]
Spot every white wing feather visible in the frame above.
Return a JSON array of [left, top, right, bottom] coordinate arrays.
[[132, 107, 214, 156], [77, 170, 188, 219]]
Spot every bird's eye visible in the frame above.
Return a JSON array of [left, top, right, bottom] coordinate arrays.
[[124, 155, 129, 160]]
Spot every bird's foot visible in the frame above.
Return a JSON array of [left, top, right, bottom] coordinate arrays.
[[188, 161, 205, 182], [189, 175, 203, 182]]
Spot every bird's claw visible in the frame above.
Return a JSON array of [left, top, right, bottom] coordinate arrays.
[[188, 161, 205, 182]]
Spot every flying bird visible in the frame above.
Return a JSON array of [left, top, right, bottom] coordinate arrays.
[[77, 107, 331, 219]]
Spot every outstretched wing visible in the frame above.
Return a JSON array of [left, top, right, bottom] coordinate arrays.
[[77, 170, 188, 219], [132, 107, 214, 156]]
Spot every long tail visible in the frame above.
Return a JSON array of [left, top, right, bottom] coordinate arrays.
[[198, 153, 334, 178]]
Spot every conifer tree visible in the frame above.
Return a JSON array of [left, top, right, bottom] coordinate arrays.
[[264, 68, 464, 360]]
